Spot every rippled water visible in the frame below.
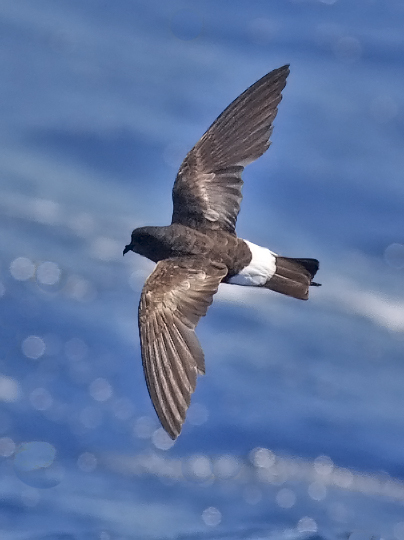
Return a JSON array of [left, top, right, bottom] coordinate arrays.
[[1, 0, 404, 538]]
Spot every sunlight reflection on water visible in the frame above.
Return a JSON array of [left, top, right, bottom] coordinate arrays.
[[0, 2, 404, 537], [14, 441, 65, 489]]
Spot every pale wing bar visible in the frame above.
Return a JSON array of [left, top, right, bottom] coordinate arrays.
[[172, 65, 290, 233], [138, 258, 228, 439]]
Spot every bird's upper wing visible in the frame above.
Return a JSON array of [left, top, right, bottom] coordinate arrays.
[[171, 65, 290, 234], [138, 257, 228, 439]]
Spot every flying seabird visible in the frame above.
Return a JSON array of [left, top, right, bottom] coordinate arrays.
[[124, 65, 320, 439]]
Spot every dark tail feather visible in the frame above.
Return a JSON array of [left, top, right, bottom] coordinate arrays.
[[265, 257, 320, 300]]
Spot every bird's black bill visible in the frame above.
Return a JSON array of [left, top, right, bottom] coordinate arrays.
[[123, 245, 131, 255]]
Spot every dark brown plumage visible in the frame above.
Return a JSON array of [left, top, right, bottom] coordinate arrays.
[[138, 259, 227, 438], [124, 65, 320, 439], [172, 66, 288, 233]]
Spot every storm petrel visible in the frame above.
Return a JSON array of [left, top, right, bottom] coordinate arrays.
[[124, 65, 320, 439]]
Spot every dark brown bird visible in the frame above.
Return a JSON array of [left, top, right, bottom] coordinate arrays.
[[124, 65, 320, 439]]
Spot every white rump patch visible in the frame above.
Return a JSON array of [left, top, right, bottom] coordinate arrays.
[[228, 240, 277, 287]]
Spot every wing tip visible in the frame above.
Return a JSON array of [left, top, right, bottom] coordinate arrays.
[[164, 421, 181, 440], [273, 64, 290, 86], [155, 400, 184, 440]]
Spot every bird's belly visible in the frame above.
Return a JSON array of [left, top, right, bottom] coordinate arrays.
[[228, 240, 277, 286]]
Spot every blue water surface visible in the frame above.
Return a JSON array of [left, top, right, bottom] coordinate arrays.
[[1, 0, 404, 538]]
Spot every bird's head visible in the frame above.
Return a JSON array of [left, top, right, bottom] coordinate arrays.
[[123, 226, 158, 259], [123, 227, 144, 256]]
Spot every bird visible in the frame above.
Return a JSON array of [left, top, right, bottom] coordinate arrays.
[[124, 65, 320, 439]]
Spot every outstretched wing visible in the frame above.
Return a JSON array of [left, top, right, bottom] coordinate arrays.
[[172, 65, 290, 234], [138, 257, 228, 439]]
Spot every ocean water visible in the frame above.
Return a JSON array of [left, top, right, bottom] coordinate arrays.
[[1, 0, 404, 538]]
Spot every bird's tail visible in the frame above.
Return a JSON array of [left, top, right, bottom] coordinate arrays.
[[265, 257, 320, 300]]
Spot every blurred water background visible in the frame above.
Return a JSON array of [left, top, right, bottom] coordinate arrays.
[[1, 0, 404, 538]]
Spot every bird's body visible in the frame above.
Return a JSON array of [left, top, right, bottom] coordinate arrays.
[[127, 224, 250, 275], [124, 65, 320, 439]]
